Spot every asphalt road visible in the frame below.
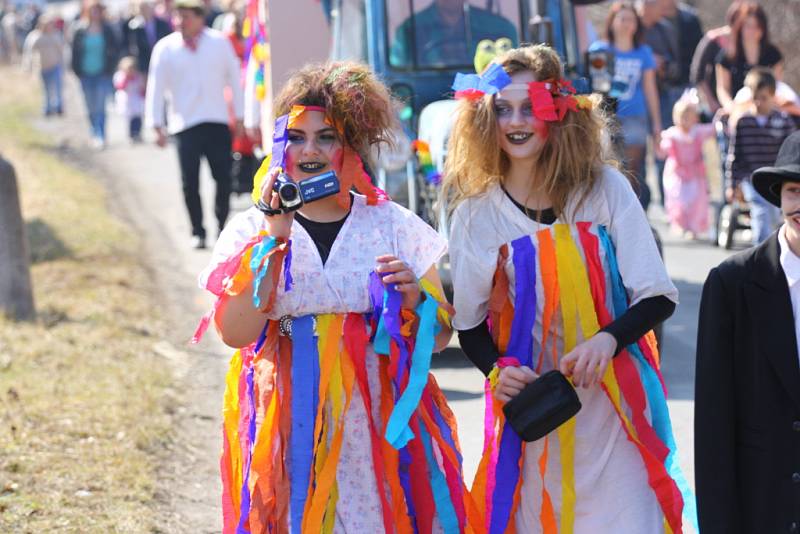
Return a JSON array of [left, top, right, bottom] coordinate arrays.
[[35, 73, 743, 530]]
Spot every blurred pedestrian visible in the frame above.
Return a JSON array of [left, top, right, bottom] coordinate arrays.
[[21, 13, 64, 116], [689, 1, 742, 115], [70, 0, 120, 149], [716, 3, 783, 113], [650, 0, 702, 207], [145, 0, 242, 249], [113, 56, 145, 143], [726, 68, 796, 244], [217, 7, 259, 194], [202, 0, 220, 28], [696, 130, 800, 534], [210, 0, 238, 31], [153, 0, 175, 26], [126, 0, 171, 74], [590, 1, 661, 211], [658, 94, 715, 238], [1, 4, 19, 61]]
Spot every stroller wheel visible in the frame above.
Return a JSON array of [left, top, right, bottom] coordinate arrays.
[[717, 204, 736, 250]]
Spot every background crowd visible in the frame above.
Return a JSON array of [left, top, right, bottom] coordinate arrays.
[[3, 0, 799, 248]]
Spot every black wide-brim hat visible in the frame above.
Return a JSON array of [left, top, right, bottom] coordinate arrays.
[[752, 130, 800, 207]]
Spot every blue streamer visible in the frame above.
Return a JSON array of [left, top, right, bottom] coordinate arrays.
[[250, 236, 278, 309], [418, 424, 460, 534], [452, 63, 512, 95], [288, 315, 318, 534], [384, 291, 440, 449], [283, 241, 294, 291], [597, 226, 698, 531]]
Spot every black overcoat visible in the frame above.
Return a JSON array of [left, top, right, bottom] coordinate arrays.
[[695, 231, 800, 533]]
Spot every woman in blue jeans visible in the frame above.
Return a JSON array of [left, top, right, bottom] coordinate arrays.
[[22, 14, 65, 116], [70, 0, 119, 148], [590, 2, 662, 211]]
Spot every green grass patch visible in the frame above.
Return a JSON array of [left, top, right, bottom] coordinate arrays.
[[0, 67, 175, 532]]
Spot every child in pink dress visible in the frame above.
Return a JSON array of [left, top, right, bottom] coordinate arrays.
[[112, 56, 145, 143], [659, 98, 716, 237]]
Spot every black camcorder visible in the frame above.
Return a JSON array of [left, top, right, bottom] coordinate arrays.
[[256, 170, 341, 215]]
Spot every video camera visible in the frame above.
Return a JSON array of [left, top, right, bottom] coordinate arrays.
[[256, 170, 341, 215]]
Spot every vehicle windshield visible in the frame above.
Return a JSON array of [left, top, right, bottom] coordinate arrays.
[[387, 0, 521, 70]]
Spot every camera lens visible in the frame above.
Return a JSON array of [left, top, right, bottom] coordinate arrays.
[[280, 184, 298, 202]]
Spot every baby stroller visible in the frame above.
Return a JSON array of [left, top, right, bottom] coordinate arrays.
[[712, 113, 751, 249]]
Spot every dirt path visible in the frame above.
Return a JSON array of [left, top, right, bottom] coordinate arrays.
[[32, 74, 249, 533]]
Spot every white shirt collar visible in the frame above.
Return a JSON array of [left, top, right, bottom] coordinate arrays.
[[779, 225, 800, 288]]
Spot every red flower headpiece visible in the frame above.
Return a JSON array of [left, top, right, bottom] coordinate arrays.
[[527, 79, 591, 122]]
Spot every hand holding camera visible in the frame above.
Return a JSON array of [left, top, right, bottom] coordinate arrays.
[[258, 168, 295, 238], [257, 167, 342, 237]]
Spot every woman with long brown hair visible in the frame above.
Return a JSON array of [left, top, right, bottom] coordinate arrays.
[[588, 1, 661, 211], [715, 2, 783, 112], [443, 44, 694, 532], [70, 0, 120, 148]]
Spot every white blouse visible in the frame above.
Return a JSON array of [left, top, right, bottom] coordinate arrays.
[[200, 194, 447, 319], [448, 165, 678, 331]]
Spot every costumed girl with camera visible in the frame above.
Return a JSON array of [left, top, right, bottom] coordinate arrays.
[[443, 44, 694, 532], [194, 62, 477, 533]]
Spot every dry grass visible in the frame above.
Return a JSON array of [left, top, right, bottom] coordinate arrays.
[[0, 67, 175, 533]]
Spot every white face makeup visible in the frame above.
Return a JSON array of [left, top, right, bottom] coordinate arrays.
[[285, 110, 342, 181], [494, 71, 547, 162]]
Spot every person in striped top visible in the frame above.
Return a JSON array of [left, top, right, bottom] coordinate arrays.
[[726, 67, 797, 243]]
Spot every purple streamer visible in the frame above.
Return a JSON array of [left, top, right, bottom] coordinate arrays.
[[489, 236, 537, 532], [368, 271, 385, 322], [398, 447, 418, 529], [506, 236, 537, 367], [270, 114, 289, 172], [236, 361, 256, 533], [369, 271, 411, 389]]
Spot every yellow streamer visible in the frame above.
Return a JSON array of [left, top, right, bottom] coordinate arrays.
[[222, 350, 244, 516], [420, 278, 452, 327], [323, 484, 338, 533], [556, 418, 577, 534], [251, 154, 273, 204], [553, 225, 603, 534], [487, 366, 501, 392]]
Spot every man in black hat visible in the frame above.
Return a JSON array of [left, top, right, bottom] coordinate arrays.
[[695, 130, 800, 534]]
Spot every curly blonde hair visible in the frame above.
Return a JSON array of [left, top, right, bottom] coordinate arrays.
[[441, 44, 617, 221], [273, 61, 397, 158]]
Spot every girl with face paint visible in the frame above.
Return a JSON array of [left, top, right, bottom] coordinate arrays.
[[194, 62, 477, 532], [443, 44, 694, 532]]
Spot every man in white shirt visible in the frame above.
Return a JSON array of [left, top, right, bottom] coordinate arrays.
[[695, 131, 800, 534], [145, 0, 243, 249]]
